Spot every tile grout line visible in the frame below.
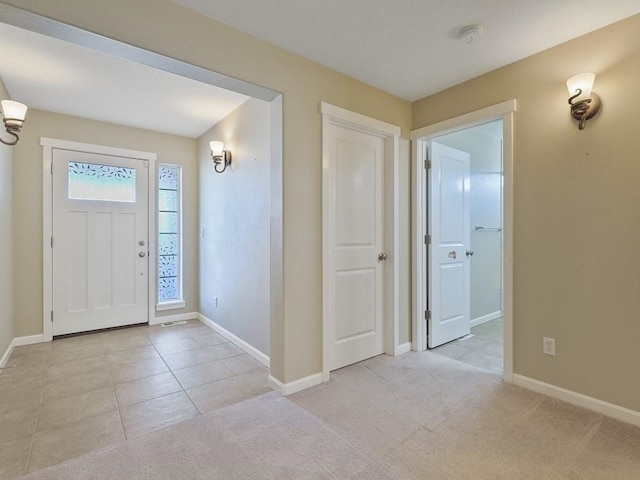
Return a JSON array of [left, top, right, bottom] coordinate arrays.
[[102, 337, 129, 441], [23, 358, 48, 475], [150, 331, 203, 416]]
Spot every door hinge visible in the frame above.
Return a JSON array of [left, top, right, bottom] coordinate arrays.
[[424, 234, 431, 245], [50, 310, 54, 322], [424, 310, 431, 321], [424, 159, 431, 170], [50, 237, 53, 248], [50, 162, 53, 174]]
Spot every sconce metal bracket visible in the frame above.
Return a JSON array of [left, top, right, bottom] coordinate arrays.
[[569, 92, 601, 130], [0, 119, 23, 146], [212, 150, 232, 174]]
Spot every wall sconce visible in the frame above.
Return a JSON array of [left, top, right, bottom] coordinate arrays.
[[1, 100, 28, 146], [566, 73, 601, 130], [210, 141, 231, 174]]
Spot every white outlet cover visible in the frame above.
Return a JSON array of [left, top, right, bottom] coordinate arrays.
[[543, 337, 556, 356]]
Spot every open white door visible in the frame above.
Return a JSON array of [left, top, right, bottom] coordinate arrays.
[[52, 149, 149, 336], [428, 142, 471, 348]]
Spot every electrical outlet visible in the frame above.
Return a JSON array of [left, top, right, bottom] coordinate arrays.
[[543, 337, 556, 356]]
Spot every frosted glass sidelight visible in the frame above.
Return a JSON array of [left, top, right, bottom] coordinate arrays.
[[158, 164, 181, 304], [159, 166, 178, 190], [159, 190, 177, 211], [68, 162, 136, 202], [159, 255, 178, 277], [159, 233, 178, 255], [158, 212, 178, 233], [158, 277, 178, 302]]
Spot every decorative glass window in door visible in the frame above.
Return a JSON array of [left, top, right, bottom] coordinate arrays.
[[68, 161, 136, 202], [158, 164, 182, 304]]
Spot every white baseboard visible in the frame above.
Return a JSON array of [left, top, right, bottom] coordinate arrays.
[[513, 374, 640, 428], [470, 310, 502, 328], [198, 314, 270, 368], [0, 342, 13, 369], [150, 312, 198, 326], [1, 334, 45, 369], [268, 372, 323, 396], [395, 342, 412, 356]]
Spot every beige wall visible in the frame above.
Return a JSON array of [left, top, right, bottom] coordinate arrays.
[[413, 14, 640, 412], [12, 109, 199, 337], [1, 0, 412, 382], [198, 98, 271, 355], [0, 77, 14, 358]]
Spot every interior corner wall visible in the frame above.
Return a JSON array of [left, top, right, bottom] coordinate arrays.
[[198, 98, 271, 356], [12, 109, 199, 338], [412, 13, 640, 412], [0, 76, 14, 358]]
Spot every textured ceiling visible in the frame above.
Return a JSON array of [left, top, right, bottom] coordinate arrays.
[[171, 0, 640, 101], [0, 22, 248, 138]]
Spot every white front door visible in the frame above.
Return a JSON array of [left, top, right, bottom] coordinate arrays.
[[325, 121, 386, 371], [428, 142, 471, 348], [52, 149, 149, 335]]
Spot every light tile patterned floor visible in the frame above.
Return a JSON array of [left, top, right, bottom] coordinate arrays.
[[0, 320, 270, 478], [431, 317, 503, 374]]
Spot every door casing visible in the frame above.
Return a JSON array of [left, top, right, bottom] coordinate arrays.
[[321, 102, 401, 382], [42, 137, 157, 341], [410, 99, 516, 383]]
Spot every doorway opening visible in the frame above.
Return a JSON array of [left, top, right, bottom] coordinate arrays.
[[427, 120, 504, 374], [411, 100, 515, 382]]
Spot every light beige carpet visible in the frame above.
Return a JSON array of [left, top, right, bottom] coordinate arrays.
[[22, 392, 403, 480], [292, 352, 640, 480]]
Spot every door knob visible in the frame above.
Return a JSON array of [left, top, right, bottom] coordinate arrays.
[[378, 252, 388, 261], [466, 250, 474, 257], [138, 251, 146, 258]]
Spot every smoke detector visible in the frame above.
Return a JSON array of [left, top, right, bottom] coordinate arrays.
[[458, 25, 483, 44]]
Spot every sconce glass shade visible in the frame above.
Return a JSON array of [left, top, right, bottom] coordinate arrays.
[[209, 141, 224, 157], [1, 100, 28, 126], [566, 73, 595, 100]]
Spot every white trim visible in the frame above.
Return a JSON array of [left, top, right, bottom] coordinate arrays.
[[513, 374, 640, 428], [320, 102, 401, 137], [151, 311, 198, 326], [395, 342, 412, 355], [410, 100, 517, 140], [470, 310, 503, 328], [268, 373, 323, 396], [42, 138, 156, 341], [156, 301, 187, 312], [411, 100, 516, 385], [40, 138, 156, 160], [321, 102, 401, 383], [12, 334, 44, 347], [198, 314, 270, 368], [1, 335, 45, 369], [0, 345, 11, 369]]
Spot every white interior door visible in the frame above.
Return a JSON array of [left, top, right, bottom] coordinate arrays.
[[325, 121, 385, 371], [428, 142, 471, 348], [52, 149, 149, 335]]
